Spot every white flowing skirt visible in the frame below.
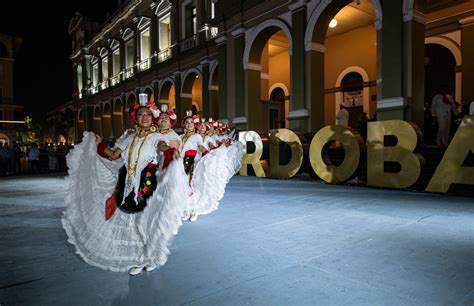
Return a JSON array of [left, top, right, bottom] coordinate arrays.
[[62, 132, 190, 272], [189, 141, 243, 216]]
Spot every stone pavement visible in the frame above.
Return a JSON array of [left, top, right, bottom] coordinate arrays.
[[0, 174, 473, 305]]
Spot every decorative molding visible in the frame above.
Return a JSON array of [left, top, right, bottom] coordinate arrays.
[[377, 97, 407, 109], [288, 109, 309, 119], [260, 73, 269, 80], [200, 59, 210, 65], [288, 0, 306, 12], [403, 9, 426, 24], [180, 93, 193, 98], [305, 42, 325, 53], [459, 16, 474, 25], [215, 35, 227, 44], [138, 17, 151, 30], [209, 85, 219, 91], [232, 116, 247, 124], [245, 62, 262, 71], [231, 28, 246, 37]]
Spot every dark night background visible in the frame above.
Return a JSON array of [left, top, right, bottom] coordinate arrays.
[[0, 1, 117, 119]]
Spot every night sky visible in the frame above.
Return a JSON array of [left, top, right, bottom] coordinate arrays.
[[0, 0, 117, 119]]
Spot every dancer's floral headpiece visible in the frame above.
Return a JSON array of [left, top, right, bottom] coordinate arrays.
[[129, 93, 161, 125]]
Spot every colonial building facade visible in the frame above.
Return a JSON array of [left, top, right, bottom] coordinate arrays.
[[70, 0, 474, 142], [0, 34, 23, 144]]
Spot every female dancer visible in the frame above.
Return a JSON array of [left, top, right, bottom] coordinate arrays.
[[62, 97, 189, 275]]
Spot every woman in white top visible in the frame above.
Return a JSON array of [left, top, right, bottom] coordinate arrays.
[[62, 97, 189, 276]]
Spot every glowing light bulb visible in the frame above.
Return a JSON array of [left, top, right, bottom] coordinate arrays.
[[329, 19, 337, 28]]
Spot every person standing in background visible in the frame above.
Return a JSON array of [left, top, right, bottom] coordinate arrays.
[[431, 86, 457, 147], [336, 104, 349, 127]]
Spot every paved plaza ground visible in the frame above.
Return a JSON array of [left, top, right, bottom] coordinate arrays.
[[0, 174, 473, 305]]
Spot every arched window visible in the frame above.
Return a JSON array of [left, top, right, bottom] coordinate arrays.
[[270, 87, 285, 102]]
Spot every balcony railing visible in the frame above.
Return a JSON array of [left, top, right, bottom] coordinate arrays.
[[111, 75, 120, 86], [100, 80, 108, 90], [207, 26, 219, 40], [181, 35, 196, 52], [125, 66, 134, 79], [137, 58, 151, 72], [157, 48, 171, 63], [90, 85, 98, 94]]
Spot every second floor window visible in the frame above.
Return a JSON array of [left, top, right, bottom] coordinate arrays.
[[159, 14, 171, 51], [125, 39, 134, 69], [140, 29, 151, 60], [185, 1, 196, 38], [101, 56, 109, 80], [112, 48, 120, 76], [92, 63, 99, 87]]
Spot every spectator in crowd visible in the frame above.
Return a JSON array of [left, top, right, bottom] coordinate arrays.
[[12, 142, 21, 174], [336, 104, 349, 127], [0, 142, 6, 176], [431, 85, 458, 147], [28, 144, 41, 174], [47, 144, 57, 171]]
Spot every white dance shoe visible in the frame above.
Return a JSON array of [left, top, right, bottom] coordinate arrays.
[[129, 265, 145, 276]]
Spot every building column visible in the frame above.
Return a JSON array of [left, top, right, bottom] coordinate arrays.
[[306, 46, 325, 132], [261, 44, 269, 100], [119, 39, 126, 81], [461, 17, 474, 107], [377, 0, 405, 120], [403, 9, 426, 131], [217, 35, 228, 120], [233, 30, 247, 130], [133, 26, 140, 74], [85, 104, 95, 132], [150, 2, 159, 64], [174, 72, 184, 118], [246, 65, 264, 132], [196, 0, 207, 45], [201, 61, 210, 117], [290, 5, 308, 132], [170, 0, 181, 57]]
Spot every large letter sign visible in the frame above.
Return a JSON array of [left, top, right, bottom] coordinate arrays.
[[239, 131, 266, 177], [309, 125, 362, 183], [269, 129, 303, 179], [426, 115, 474, 192], [367, 120, 423, 188]]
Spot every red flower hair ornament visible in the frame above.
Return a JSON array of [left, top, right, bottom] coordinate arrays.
[[129, 93, 161, 125]]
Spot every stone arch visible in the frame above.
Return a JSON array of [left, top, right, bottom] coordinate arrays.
[[243, 18, 293, 69], [305, 0, 382, 48], [142, 85, 154, 103], [113, 98, 124, 137], [159, 78, 176, 109], [102, 103, 113, 139], [93, 106, 102, 135], [425, 37, 461, 66], [335, 66, 371, 119], [181, 68, 203, 116]]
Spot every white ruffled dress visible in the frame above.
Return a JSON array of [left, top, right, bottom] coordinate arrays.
[[189, 134, 244, 216], [62, 131, 189, 272]]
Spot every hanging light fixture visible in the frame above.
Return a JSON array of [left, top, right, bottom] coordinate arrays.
[[329, 19, 338, 28]]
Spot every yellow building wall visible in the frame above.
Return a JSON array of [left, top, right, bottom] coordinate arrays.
[[169, 86, 176, 110], [192, 78, 202, 113], [421, 0, 474, 21], [324, 24, 377, 125], [268, 50, 290, 99]]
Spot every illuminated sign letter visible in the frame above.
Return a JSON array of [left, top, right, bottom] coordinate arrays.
[[239, 131, 266, 177], [269, 129, 303, 179], [309, 125, 362, 183], [367, 120, 422, 188], [426, 115, 474, 192]]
